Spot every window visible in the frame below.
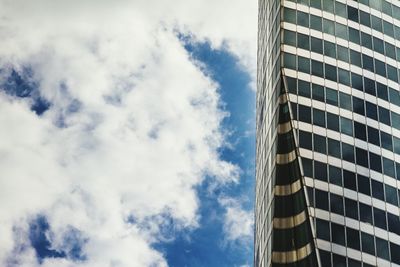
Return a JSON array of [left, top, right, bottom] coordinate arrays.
[[385, 185, 398, 206], [374, 208, 387, 230], [377, 82, 388, 101], [347, 6, 359, 22], [364, 77, 375, 96], [352, 73, 363, 91], [388, 213, 400, 236], [298, 80, 311, 97], [375, 59, 386, 77], [323, 19, 335, 35], [367, 126, 379, 146], [350, 50, 362, 68], [327, 113, 339, 132], [316, 218, 330, 241], [284, 53, 296, 69], [297, 11, 309, 28], [310, 14, 322, 31], [299, 105, 311, 123], [298, 56, 310, 73], [394, 136, 400, 154], [352, 97, 365, 116], [356, 148, 368, 168], [330, 193, 344, 215], [314, 134, 326, 154], [349, 28, 360, 44], [325, 64, 337, 81], [376, 237, 390, 260], [361, 232, 375, 255], [328, 138, 341, 158], [297, 33, 309, 50], [346, 227, 360, 250], [379, 107, 391, 125], [380, 132, 392, 151], [391, 243, 400, 265], [324, 40, 336, 58], [333, 254, 346, 266], [299, 130, 312, 150], [314, 161, 327, 181], [310, 0, 321, 9], [284, 30, 296, 47], [335, 2, 346, 18], [361, 32, 372, 49], [329, 165, 342, 186], [315, 189, 329, 210], [313, 109, 325, 127], [354, 121, 366, 141], [383, 21, 394, 37], [345, 198, 358, 220], [343, 169, 356, 191], [342, 143, 355, 163], [311, 37, 323, 54], [373, 37, 384, 54], [357, 174, 370, 196], [371, 180, 384, 200], [312, 60, 324, 77], [339, 92, 351, 110], [391, 112, 400, 130], [338, 69, 350, 86], [359, 203, 373, 224], [312, 84, 324, 102], [389, 88, 400, 106], [331, 223, 345, 246], [369, 152, 382, 172], [336, 23, 348, 40], [337, 45, 349, 63], [383, 158, 395, 178], [322, 0, 334, 13], [319, 250, 331, 266], [284, 8, 296, 24], [303, 158, 313, 177], [359, 10, 371, 27], [326, 88, 338, 106], [371, 15, 382, 32], [366, 102, 377, 120], [362, 54, 374, 72], [340, 117, 353, 136]]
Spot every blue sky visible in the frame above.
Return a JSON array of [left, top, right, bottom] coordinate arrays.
[[157, 41, 255, 267], [0, 1, 257, 266]]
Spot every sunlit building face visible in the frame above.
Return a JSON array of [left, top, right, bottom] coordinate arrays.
[[256, 0, 400, 266]]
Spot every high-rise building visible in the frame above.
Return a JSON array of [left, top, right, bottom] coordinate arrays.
[[256, 1, 400, 266]]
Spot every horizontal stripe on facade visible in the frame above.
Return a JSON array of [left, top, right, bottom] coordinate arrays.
[[275, 179, 302, 196], [277, 121, 292, 134], [273, 210, 307, 229], [272, 243, 313, 264], [276, 149, 297, 164]]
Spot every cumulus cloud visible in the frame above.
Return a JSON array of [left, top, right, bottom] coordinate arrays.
[[0, 0, 256, 266]]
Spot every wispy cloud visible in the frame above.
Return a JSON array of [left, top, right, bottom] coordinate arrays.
[[0, 0, 256, 266], [219, 197, 253, 243]]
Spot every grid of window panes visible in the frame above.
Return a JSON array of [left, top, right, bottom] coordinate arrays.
[[255, 0, 282, 266], [281, 0, 400, 266]]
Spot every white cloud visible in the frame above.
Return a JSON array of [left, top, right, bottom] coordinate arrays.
[[219, 197, 253, 243], [0, 0, 256, 266]]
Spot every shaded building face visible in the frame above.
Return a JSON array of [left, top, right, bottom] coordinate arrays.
[[256, 0, 400, 266]]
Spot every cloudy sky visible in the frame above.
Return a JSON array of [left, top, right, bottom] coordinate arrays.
[[0, 1, 257, 266]]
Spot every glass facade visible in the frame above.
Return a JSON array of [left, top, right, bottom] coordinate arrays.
[[256, 0, 400, 266]]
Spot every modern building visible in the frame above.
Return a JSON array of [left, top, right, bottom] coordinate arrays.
[[256, 0, 400, 266]]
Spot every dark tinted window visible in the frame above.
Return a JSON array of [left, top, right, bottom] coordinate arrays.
[[331, 223, 345, 246]]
